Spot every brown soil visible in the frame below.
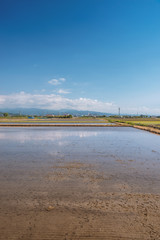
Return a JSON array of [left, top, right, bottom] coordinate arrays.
[[1, 160, 160, 240], [117, 122, 160, 135], [133, 125, 160, 135]]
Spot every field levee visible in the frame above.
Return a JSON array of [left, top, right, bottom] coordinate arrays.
[[0, 123, 121, 127]]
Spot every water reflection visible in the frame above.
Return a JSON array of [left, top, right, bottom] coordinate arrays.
[[0, 127, 160, 169], [0, 128, 98, 143]]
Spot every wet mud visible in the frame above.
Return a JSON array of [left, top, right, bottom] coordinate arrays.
[[133, 125, 160, 135], [0, 127, 160, 240]]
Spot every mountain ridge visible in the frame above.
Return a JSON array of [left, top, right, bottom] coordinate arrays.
[[0, 108, 112, 116]]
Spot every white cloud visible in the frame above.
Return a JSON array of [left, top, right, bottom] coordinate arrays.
[[59, 78, 66, 82], [0, 91, 116, 112], [0, 92, 159, 114], [41, 89, 46, 92], [48, 79, 60, 85], [0, 96, 5, 104], [121, 106, 160, 115], [57, 89, 70, 94], [48, 78, 66, 85]]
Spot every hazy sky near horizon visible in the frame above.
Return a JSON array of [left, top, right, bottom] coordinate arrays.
[[0, 0, 160, 114]]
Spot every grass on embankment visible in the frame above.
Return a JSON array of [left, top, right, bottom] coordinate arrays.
[[108, 118, 160, 134], [118, 120, 160, 128], [125, 120, 160, 126]]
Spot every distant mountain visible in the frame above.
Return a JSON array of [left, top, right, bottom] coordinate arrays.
[[0, 108, 112, 116]]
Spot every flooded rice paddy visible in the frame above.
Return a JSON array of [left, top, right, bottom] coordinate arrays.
[[0, 127, 160, 239]]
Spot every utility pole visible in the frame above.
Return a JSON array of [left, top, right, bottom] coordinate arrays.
[[118, 107, 120, 116]]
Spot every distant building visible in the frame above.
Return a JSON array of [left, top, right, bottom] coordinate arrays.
[[46, 114, 54, 118], [28, 116, 34, 119]]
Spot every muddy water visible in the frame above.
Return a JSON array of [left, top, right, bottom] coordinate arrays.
[[0, 127, 160, 239]]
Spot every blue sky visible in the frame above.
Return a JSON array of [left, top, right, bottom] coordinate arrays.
[[0, 0, 160, 114]]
